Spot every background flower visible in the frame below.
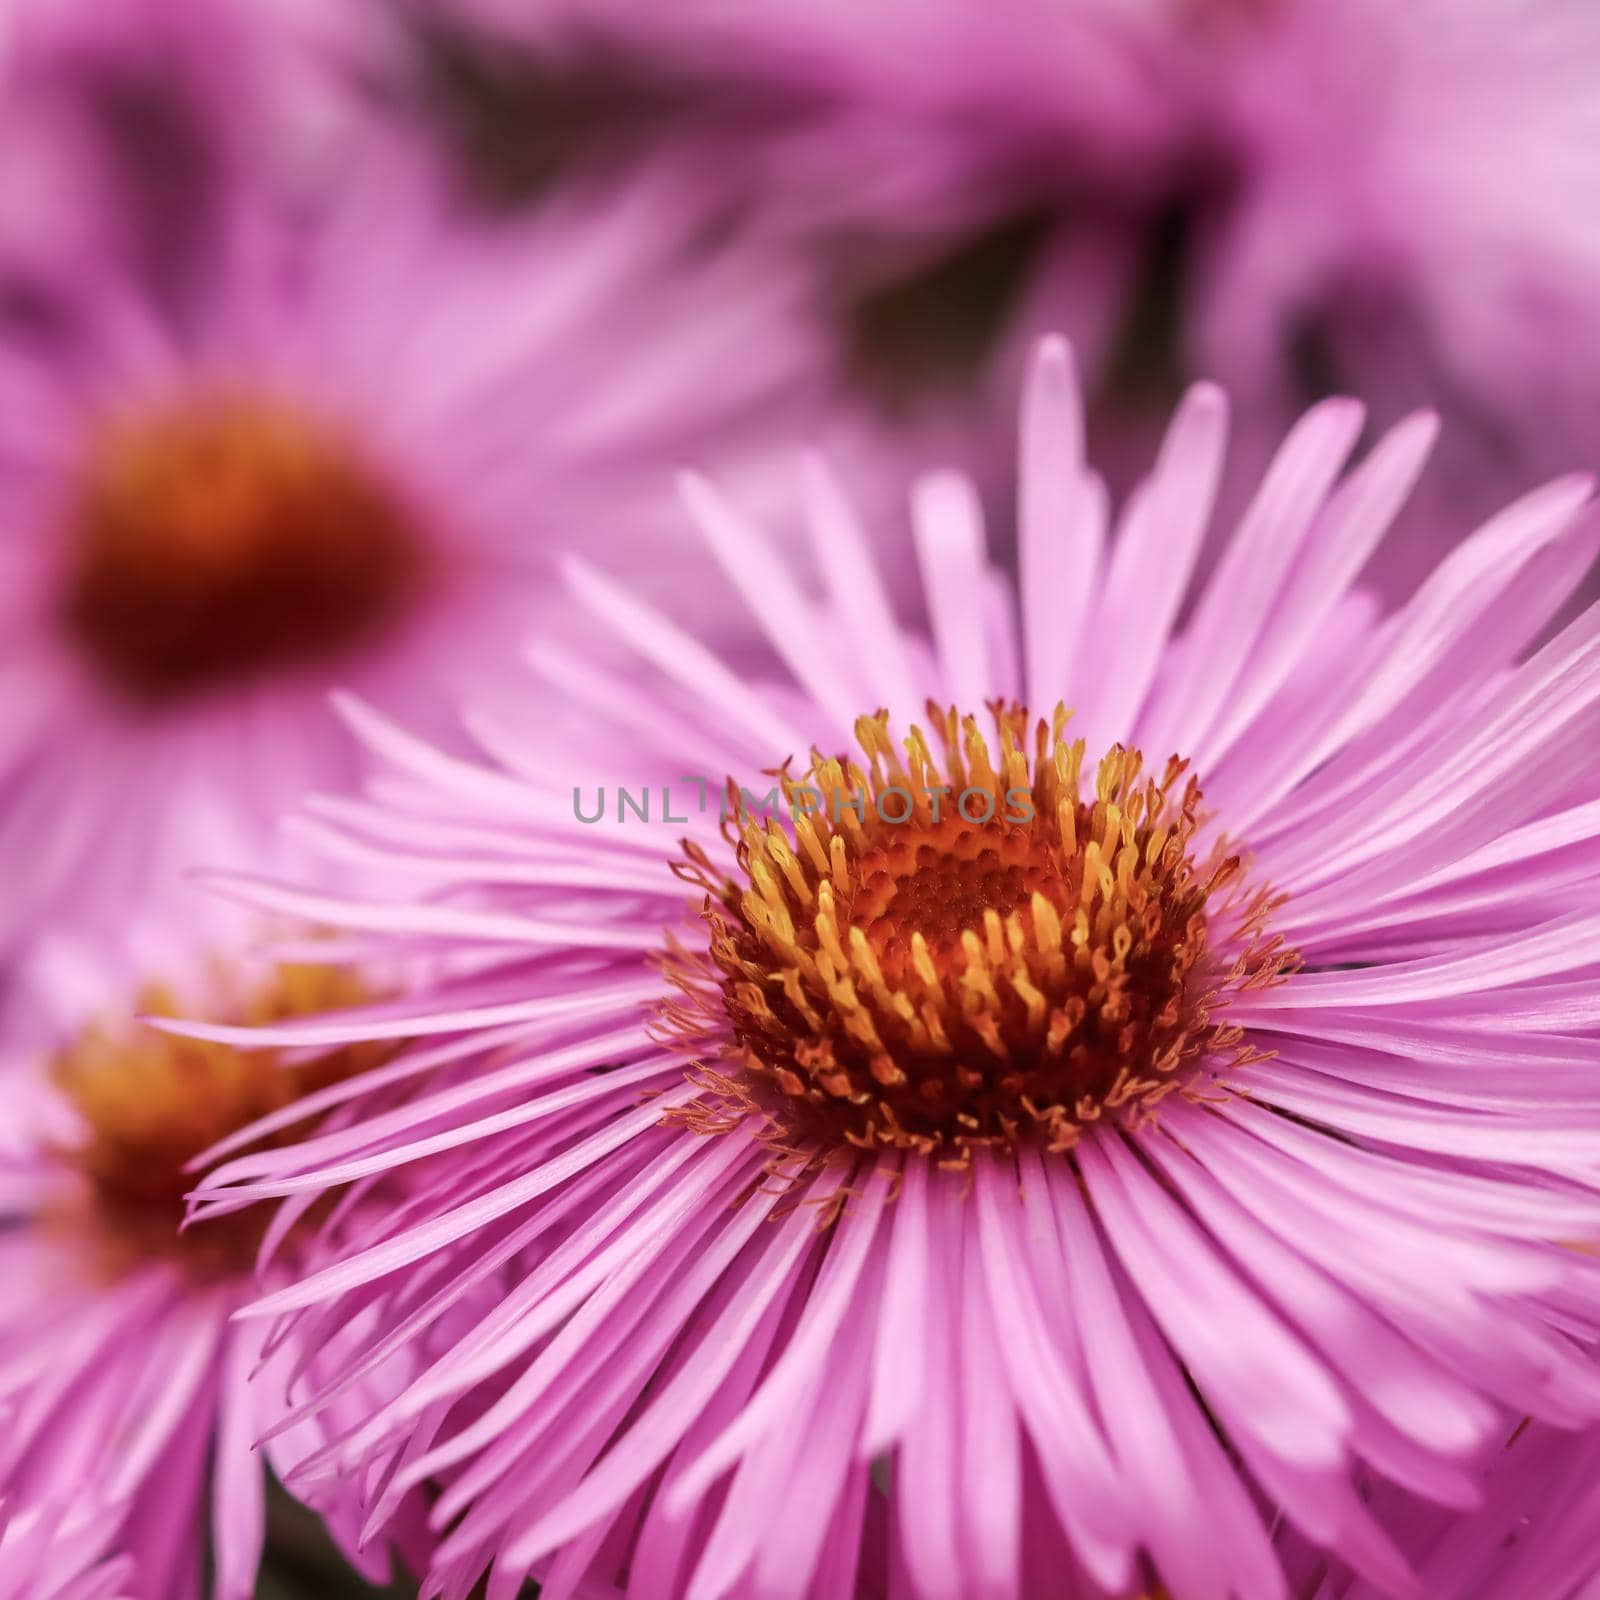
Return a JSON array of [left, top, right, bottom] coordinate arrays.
[[389, 0, 1600, 593], [0, 0, 387, 325], [1195, 0, 1600, 587], [0, 924, 440, 1600], [0, 85, 828, 1001]]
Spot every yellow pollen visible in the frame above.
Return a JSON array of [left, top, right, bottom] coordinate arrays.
[[59, 395, 429, 705], [51, 964, 393, 1274], [662, 704, 1296, 1163]]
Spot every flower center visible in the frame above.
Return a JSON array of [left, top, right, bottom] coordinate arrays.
[[666, 705, 1294, 1162], [59, 396, 428, 705], [848, 817, 1070, 984], [51, 964, 393, 1273]]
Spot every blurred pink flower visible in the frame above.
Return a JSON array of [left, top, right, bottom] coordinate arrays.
[[187, 339, 1600, 1599], [392, 0, 1195, 354], [447, 0, 1600, 560], [1196, 0, 1600, 573], [0, 1505, 133, 1600], [0, 110, 823, 979], [423, 0, 1187, 212], [0, 0, 387, 320], [0, 942, 435, 1600], [1296, 1422, 1600, 1600]]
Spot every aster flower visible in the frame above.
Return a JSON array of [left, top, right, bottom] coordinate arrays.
[[395, 0, 1184, 228], [1196, 0, 1600, 557], [190, 338, 1600, 1599], [421, 0, 1600, 557], [0, 940, 437, 1600], [0, 106, 821, 981], [1282, 1420, 1600, 1600], [377, 0, 1197, 426]]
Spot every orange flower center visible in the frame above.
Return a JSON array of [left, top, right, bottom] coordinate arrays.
[[665, 705, 1295, 1163], [849, 817, 1070, 985], [51, 964, 393, 1274], [59, 396, 428, 705]]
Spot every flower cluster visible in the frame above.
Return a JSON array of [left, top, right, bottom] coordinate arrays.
[[2, 4, 1599, 1599]]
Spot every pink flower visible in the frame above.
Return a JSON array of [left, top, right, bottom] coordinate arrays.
[[0, 944, 436, 1600], [0, 0, 383, 317], [1180, 0, 1600, 598], [190, 339, 1600, 1598], [426, 0, 1600, 555], [417, 0, 1186, 213], [0, 1505, 133, 1600], [0, 84, 823, 977], [1297, 1422, 1600, 1599], [391, 0, 1193, 369], [1199, 0, 1600, 467]]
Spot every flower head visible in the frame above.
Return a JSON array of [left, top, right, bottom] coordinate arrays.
[[429, 0, 1600, 554], [1195, 0, 1600, 544], [0, 944, 429, 1599], [191, 339, 1600, 1599], [0, 84, 821, 974], [666, 715, 1290, 1163]]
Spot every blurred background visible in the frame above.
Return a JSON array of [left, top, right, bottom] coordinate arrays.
[[8, 0, 1598, 605]]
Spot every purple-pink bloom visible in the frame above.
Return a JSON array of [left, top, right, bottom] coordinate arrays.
[[0, 942, 438, 1600], [0, 1504, 133, 1600], [1298, 1421, 1600, 1600], [0, 0, 381, 320], [0, 92, 821, 978], [419, 0, 1187, 219], [1182, 0, 1600, 595], [438, 0, 1600, 554], [188, 339, 1600, 1599], [395, 0, 1194, 375]]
